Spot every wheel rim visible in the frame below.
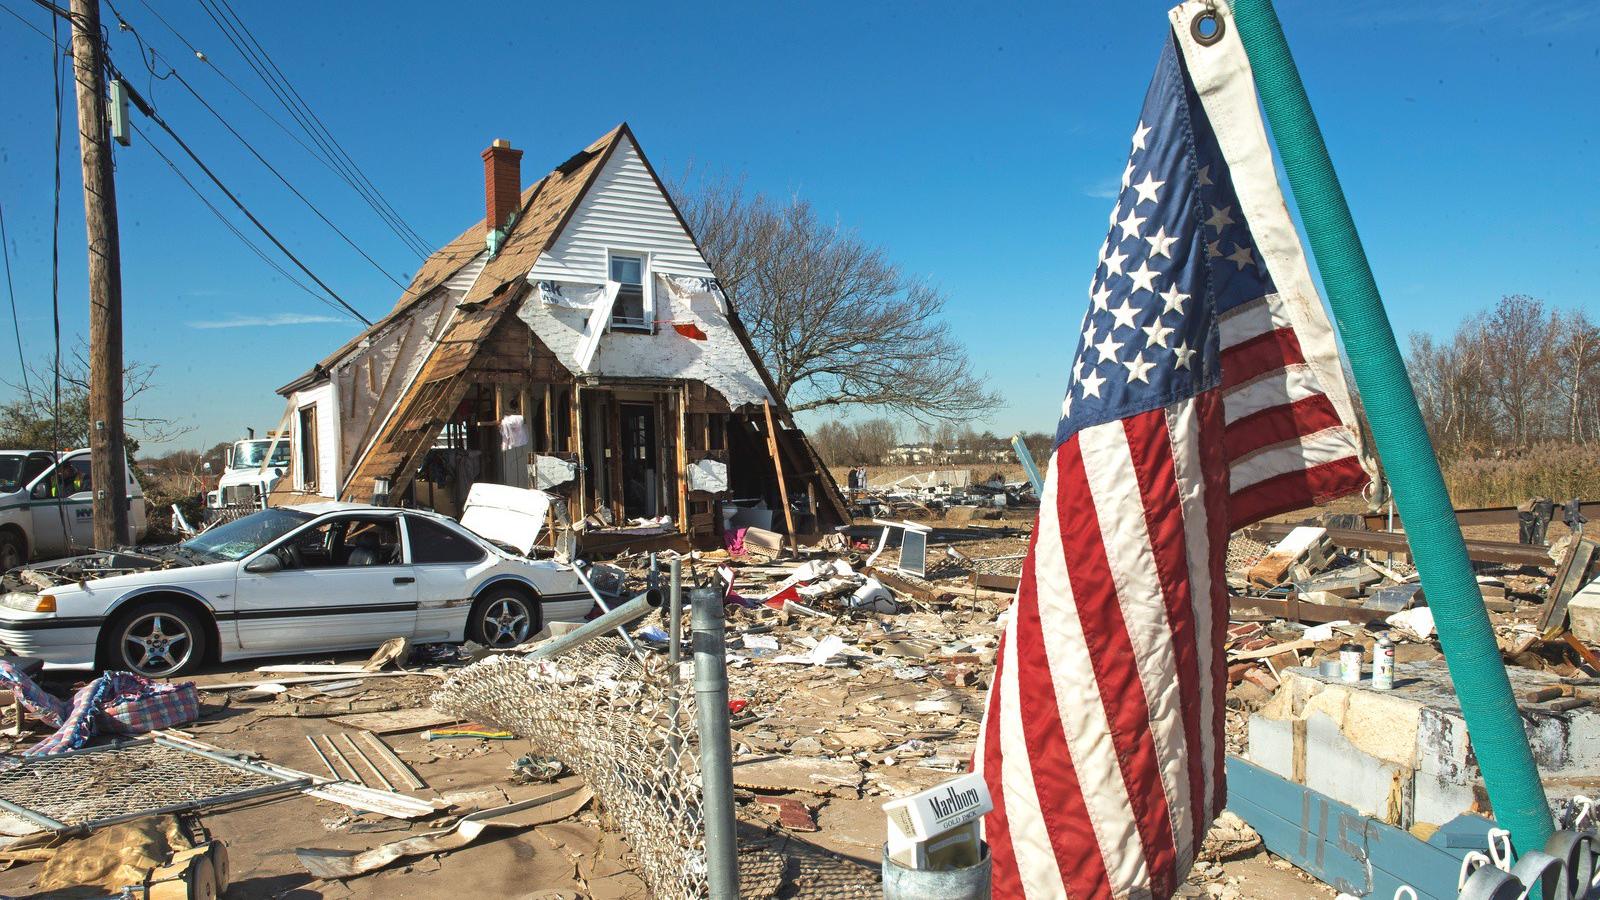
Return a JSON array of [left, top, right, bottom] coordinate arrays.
[[482, 597, 532, 647], [0, 542, 20, 573], [120, 612, 194, 676]]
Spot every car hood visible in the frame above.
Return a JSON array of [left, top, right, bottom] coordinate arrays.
[[1, 547, 231, 595]]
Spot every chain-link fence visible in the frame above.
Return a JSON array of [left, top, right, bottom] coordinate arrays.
[[434, 637, 709, 900]]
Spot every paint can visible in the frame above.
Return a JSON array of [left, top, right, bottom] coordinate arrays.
[[1339, 643, 1363, 683], [1372, 634, 1396, 690]]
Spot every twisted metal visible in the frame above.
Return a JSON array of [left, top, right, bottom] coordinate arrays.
[[433, 638, 707, 900]]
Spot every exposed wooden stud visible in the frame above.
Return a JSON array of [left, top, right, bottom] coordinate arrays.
[[573, 384, 585, 518], [543, 384, 555, 453], [763, 400, 797, 550], [677, 384, 690, 530]]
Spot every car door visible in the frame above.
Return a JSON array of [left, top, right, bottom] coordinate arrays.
[[403, 514, 492, 642], [27, 454, 92, 557], [232, 513, 419, 652]]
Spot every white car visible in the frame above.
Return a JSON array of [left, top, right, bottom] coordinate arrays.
[[0, 502, 603, 677]]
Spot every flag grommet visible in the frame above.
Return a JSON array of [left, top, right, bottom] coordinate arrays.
[[1191, 9, 1226, 46]]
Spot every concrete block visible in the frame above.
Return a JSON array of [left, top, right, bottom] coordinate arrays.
[[1570, 578, 1600, 643], [1246, 714, 1297, 782], [1303, 709, 1412, 824]]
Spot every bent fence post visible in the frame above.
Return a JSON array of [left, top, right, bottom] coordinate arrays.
[[1230, 0, 1555, 853], [527, 589, 661, 662]]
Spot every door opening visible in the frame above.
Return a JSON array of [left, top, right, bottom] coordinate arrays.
[[619, 402, 658, 519]]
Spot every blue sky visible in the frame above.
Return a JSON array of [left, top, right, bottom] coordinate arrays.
[[1, 0, 1596, 453]]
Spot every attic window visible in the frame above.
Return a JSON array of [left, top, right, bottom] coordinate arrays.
[[610, 254, 651, 333]]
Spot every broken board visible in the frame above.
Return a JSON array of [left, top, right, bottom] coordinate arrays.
[[329, 707, 459, 735], [732, 756, 863, 793]]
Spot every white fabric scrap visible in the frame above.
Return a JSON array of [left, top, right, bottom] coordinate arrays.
[[536, 280, 607, 310], [530, 455, 578, 490], [686, 458, 729, 494]]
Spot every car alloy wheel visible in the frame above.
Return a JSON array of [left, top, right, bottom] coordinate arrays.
[[479, 596, 533, 648], [118, 611, 196, 677]]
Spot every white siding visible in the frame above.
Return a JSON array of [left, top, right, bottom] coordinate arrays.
[[527, 137, 714, 282], [290, 382, 339, 498], [515, 135, 770, 407]]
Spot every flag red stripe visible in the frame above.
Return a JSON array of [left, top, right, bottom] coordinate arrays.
[[1228, 455, 1370, 529], [1223, 393, 1343, 463], [1123, 409, 1210, 856], [1012, 536, 1114, 899], [1219, 325, 1305, 391], [1195, 390, 1233, 813], [980, 630, 1023, 899], [1056, 436, 1178, 897]]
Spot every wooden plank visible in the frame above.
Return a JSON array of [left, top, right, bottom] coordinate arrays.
[[676, 384, 689, 529], [972, 573, 1021, 592], [330, 707, 458, 735], [1244, 522, 1552, 568], [1226, 756, 1492, 900], [1228, 595, 1391, 626], [1362, 500, 1600, 531], [763, 400, 797, 549]]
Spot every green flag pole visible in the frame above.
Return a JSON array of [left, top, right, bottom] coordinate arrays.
[[1228, 0, 1554, 854]]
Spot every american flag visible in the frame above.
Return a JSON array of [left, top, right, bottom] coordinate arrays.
[[976, 5, 1370, 898]]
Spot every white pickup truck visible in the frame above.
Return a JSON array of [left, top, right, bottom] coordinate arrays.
[[0, 449, 149, 571], [207, 437, 290, 510]]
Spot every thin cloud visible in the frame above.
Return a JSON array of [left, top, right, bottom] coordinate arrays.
[[189, 313, 345, 329], [1084, 176, 1122, 200]]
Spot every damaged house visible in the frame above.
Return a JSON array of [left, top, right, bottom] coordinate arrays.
[[272, 124, 846, 546]]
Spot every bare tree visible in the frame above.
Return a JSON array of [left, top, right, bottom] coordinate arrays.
[[1554, 309, 1600, 443], [1479, 294, 1559, 445], [0, 343, 191, 453], [679, 176, 999, 423]]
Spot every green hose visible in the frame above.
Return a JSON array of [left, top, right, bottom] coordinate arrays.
[[1229, 0, 1554, 854]]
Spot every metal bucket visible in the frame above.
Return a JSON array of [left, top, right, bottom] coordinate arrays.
[[881, 843, 991, 900]]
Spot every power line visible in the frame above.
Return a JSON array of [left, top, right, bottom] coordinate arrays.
[[13, 5, 374, 328], [168, 68, 413, 293], [100, 1, 415, 294], [216, 0, 434, 255], [190, 0, 433, 259], [110, 74, 373, 325], [130, 119, 342, 313], [131, 0, 432, 260], [0, 202, 32, 403]]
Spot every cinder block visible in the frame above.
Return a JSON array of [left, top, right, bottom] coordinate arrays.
[[1303, 710, 1412, 824], [1570, 579, 1600, 644], [1247, 714, 1297, 782]]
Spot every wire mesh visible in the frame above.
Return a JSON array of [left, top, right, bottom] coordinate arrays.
[[434, 637, 709, 900], [0, 740, 290, 829]]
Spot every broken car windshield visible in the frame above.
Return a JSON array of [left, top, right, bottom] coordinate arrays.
[[182, 508, 313, 560]]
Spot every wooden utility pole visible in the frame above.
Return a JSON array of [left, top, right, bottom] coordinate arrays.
[[70, 0, 130, 548]]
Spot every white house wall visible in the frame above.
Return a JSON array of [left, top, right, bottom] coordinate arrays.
[[528, 136, 713, 282], [291, 381, 339, 498], [518, 136, 771, 408]]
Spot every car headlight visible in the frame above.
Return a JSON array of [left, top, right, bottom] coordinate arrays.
[[0, 593, 55, 613]]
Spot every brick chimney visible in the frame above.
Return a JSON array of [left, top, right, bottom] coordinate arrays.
[[481, 138, 523, 254]]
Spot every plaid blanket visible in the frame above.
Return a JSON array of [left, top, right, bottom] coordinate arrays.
[[0, 661, 199, 755]]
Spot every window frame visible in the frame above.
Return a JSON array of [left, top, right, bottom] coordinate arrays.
[[402, 514, 488, 565], [607, 250, 653, 334], [269, 513, 406, 570], [297, 403, 320, 492]]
